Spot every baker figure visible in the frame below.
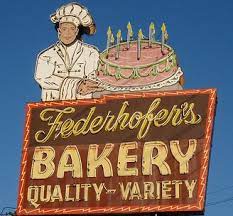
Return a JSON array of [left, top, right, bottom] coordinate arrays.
[[35, 2, 102, 101]]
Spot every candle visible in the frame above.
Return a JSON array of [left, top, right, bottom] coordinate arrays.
[[106, 26, 112, 57], [127, 22, 133, 49], [137, 29, 143, 60], [110, 33, 115, 46], [149, 22, 155, 47], [115, 29, 121, 60], [161, 23, 166, 53]]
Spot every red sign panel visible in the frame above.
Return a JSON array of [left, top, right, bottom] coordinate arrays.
[[17, 89, 217, 215]]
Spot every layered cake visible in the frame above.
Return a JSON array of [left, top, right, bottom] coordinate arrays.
[[95, 40, 183, 92]]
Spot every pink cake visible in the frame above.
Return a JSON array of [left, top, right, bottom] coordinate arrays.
[[96, 40, 183, 91]]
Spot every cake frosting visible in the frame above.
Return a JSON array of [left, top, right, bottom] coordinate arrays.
[[94, 40, 183, 92]]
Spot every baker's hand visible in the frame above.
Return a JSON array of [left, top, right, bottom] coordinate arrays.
[[77, 79, 104, 96]]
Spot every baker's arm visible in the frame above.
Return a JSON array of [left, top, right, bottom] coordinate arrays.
[[76, 47, 101, 98]]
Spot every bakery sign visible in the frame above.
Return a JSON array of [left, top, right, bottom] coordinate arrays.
[[17, 89, 216, 215]]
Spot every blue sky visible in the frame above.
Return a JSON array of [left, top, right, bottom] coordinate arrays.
[[0, 0, 233, 215]]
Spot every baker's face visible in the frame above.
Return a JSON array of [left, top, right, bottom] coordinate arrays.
[[58, 22, 78, 45]]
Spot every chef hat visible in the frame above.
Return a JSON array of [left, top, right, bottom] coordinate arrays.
[[50, 2, 96, 35]]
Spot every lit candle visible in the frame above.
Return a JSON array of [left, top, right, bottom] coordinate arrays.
[[127, 22, 133, 49], [161, 23, 168, 53], [137, 29, 143, 60], [149, 22, 155, 47], [110, 33, 115, 46], [106, 26, 112, 57], [115, 29, 121, 60]]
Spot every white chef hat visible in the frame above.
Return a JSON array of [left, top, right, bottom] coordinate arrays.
[[50, 2, 96, 35]]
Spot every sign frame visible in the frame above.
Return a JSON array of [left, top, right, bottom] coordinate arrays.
[[17, 88, 217, 215]]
